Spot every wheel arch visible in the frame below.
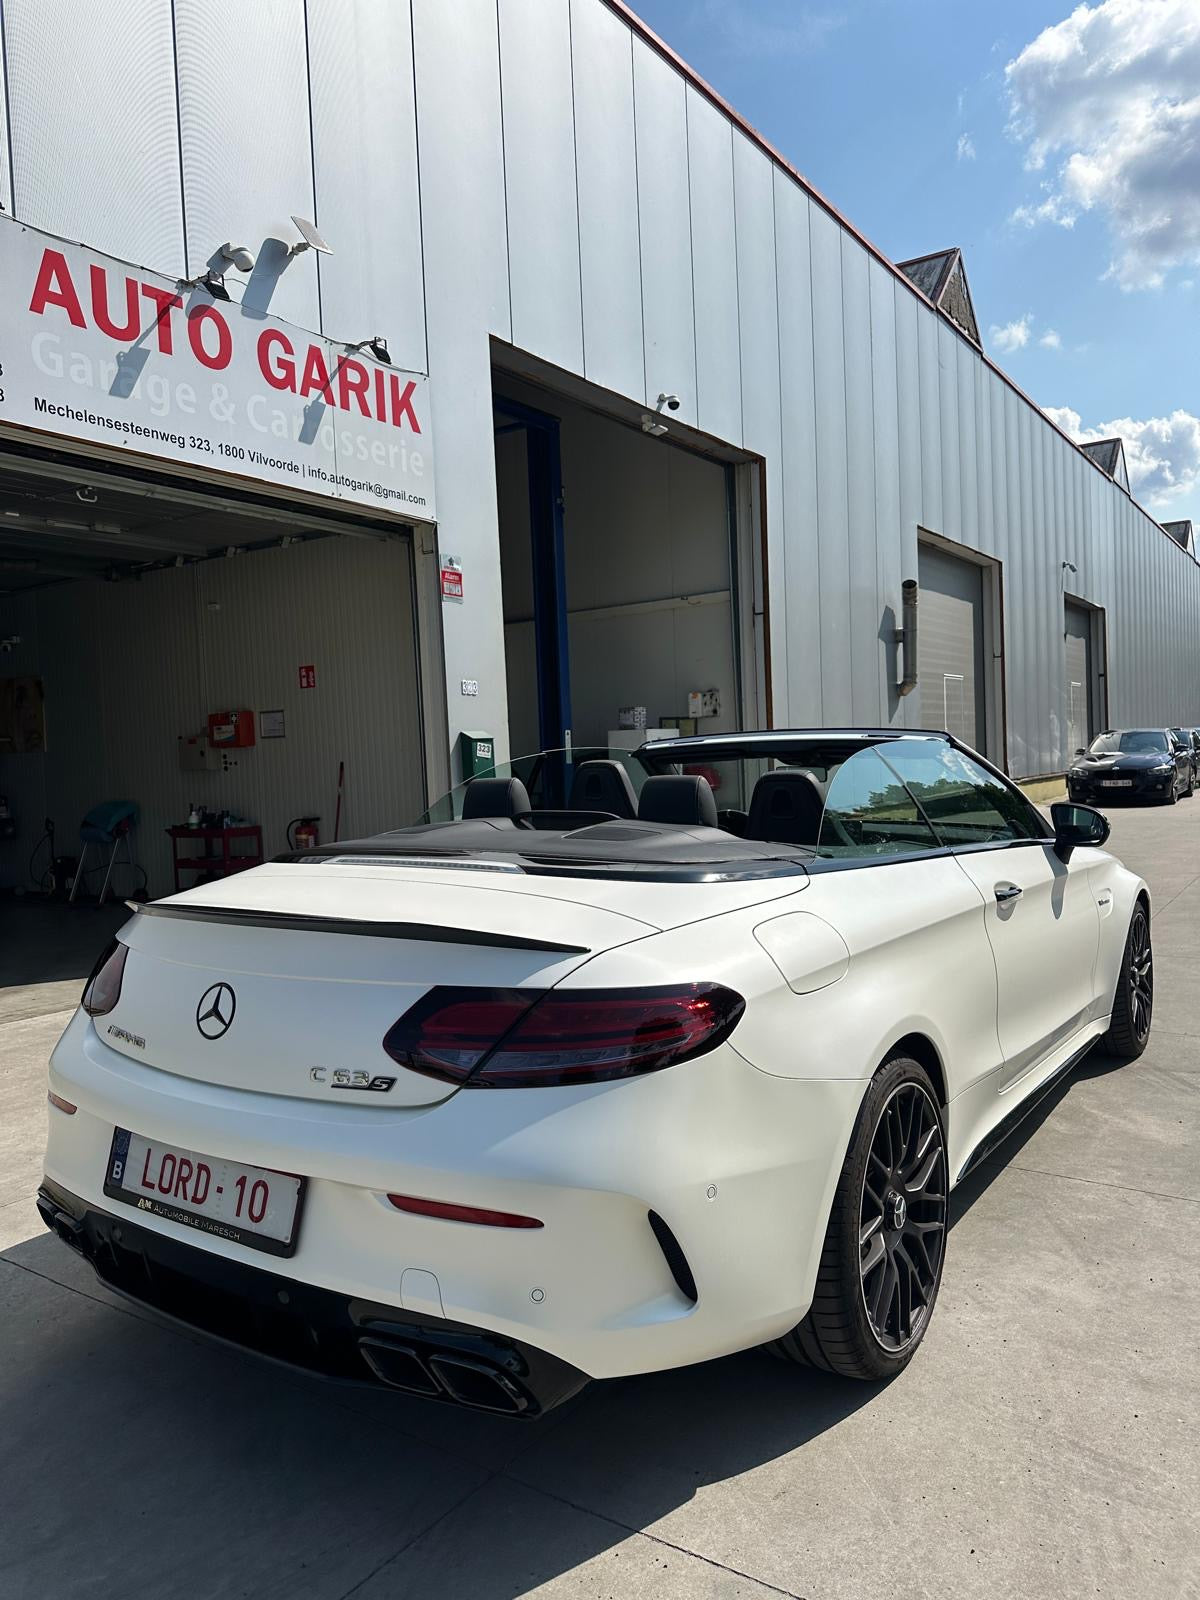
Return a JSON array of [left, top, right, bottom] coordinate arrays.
[[887, 1032, 947, 1112]]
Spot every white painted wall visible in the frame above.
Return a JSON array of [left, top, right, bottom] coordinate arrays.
[[0, 0, 1196, 783], [0, 539, 423, 895]]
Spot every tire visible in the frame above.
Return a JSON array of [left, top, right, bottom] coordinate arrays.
[[769, 1055, 947, 1381], [1100, 901, 1153, 1060], [1187, 770, 1195, 799]]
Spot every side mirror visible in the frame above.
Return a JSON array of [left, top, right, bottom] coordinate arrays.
[[1051, 801, 1110, 862], [1074, 747, 1086, 757]]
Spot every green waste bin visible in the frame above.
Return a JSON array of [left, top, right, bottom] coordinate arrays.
[[457, 731, 496, 781]]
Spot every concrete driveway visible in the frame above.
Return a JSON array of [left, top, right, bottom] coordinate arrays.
[[2, 802, 1198, 1600]]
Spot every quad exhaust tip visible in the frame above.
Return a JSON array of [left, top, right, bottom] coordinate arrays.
[[359, 1336, 532, 1414]]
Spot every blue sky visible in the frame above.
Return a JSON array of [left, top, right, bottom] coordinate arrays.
[[631, 0, 1200, 528]]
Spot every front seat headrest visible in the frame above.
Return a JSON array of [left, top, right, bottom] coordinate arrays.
[[637, 774, 719, 828], [461, 776, 532, 820], [745, 770, 825, 847], [569, 760, 638, 819]]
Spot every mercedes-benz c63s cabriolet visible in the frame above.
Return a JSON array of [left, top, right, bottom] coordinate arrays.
[[39, 730, 1152, 1416]]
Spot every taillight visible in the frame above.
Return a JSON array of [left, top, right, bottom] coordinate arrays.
[[383, 983, 745, 1088], [82, 941, 128, 1017]]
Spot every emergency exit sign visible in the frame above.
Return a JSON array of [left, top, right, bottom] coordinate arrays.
[[298, 664, 316, 689]]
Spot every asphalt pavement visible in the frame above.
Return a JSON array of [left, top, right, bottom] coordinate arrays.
[[1, 798, 1197, 1600]]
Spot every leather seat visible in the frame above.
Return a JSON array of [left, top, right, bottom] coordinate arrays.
[[745, 770, 825, 847], [569, 760, 638, 819], [637, 774, 719, 828], [461, 776, 532, 820]]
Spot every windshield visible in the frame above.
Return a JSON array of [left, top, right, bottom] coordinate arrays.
[[1088, 730, 1168, 755]]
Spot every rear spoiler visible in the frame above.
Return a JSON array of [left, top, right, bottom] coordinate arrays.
[[126, 901, 590, 955]]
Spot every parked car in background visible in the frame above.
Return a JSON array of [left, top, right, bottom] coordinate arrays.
[[40, 729, 1152, 1414], [1169, 729, 1200, 786], [1068, 729, 1194, 805]]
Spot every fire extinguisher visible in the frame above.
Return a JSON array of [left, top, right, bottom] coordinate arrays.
[[287, 816, 320, 852]]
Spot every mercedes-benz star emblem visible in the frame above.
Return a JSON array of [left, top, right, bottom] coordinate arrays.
[[196, 982, 236, 1040]]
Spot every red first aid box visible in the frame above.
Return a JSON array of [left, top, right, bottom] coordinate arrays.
[[207, 709, 256, 748]]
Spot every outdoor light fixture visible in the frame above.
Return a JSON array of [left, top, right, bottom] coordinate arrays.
[[347, 336, 391, 365], [179, 270, 231, 301], [641, 413, 669, 437], [218, 242, 256, 272], [288, 215, 332, 257]]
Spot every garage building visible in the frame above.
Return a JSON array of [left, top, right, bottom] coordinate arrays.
[[1, 0, 1198, 902]]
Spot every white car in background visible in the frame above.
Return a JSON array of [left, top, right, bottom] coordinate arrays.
[[40, 730, 1151, 1415]]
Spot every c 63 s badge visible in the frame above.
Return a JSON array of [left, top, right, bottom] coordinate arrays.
[[310, 1067, 397, 1093]]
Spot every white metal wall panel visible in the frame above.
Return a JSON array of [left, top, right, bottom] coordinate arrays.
[[841, 236, 879, 722], [633, 40, 697, 429], [175, 0, 318, 327], [412, 0, 511, 760], [809, 205, 851, 724], [307, 0, 426, 368], [733, 134, 785, 717], [0, 19, 12, 216], [3, 0, 183, 271], [892, 281, 922, 730], [773, 171, 821, 724], [570, 0, 643, 399], [686, 89, 741, 446], [868, 262, 902, 721], [499, 0, 584, 374]]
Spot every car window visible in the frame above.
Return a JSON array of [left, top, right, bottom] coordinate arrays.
[[879, 740, 1045, 847], [816, 747, 941, 860], [1089, 730, 1168, 755]]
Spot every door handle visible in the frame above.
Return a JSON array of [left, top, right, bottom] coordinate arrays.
[[994, 883, 1023, 903]]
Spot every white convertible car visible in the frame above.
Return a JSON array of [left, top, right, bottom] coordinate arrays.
[[40, 730, 1151, 1415]]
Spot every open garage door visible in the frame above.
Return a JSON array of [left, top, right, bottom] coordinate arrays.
[[0, 451, 425, 898], [494, 375, 744, 773], [918, 542, 989, 754]]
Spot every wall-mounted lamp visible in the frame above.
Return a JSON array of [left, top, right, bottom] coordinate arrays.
[[347, 336, 391, 365], [179, 270, 231, 301], [1062, 559, 1077, 589], [288, 215, 332, 258]]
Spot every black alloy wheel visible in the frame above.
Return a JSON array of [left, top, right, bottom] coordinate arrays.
[[1101, 902, 1153, 1060], [858, 1082, 947, 1354], [769, 1056, 948, 1380]]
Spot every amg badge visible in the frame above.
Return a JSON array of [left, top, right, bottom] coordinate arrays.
[[309, 1067, 397, 1093]]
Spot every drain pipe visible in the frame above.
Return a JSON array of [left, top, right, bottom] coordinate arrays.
[[897, 579, 918, 697]]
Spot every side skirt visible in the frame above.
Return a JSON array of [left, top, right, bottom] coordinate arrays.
[[955, 1036, 1099, 1184]]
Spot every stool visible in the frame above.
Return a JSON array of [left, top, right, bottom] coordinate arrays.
[[70, 801, 139, 907]]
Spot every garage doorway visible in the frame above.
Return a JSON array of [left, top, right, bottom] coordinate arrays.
[[917, 539, 996, 756], [494, 372, 745, 786], [0, 450, 426, 899]]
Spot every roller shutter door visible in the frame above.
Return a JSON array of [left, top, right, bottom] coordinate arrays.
[[918, 544, 986, 752]]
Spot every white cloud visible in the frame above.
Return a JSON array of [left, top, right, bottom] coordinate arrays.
[[956, 132, 977, 162], [1005, 0, 1200, 289], [990, 316, 1032, 353], [1044, 403, 1200, 508], [1039, 328, 1062, 349]]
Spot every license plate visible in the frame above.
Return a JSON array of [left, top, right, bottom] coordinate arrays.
[[1100, 779, 1133, 788], [104, 1129, 304, 1257]]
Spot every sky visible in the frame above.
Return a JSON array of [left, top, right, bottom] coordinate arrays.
[[630, 0, 1200, 530]]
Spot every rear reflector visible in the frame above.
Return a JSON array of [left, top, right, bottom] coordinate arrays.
[[387, 1194, 544, 1229], [383, 982, 745, 1089], [47, 1092, 77, 1115], [82, 941, 128, 1017]]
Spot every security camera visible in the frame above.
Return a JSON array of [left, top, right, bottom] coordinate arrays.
[[219, 243, 256, 273], [657, 392, 681, 412]]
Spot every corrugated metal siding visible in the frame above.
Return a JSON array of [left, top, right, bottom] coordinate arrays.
[[6, 539, 423, 897], [0, 0, 1198, 778]]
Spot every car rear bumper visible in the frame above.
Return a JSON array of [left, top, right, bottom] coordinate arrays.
[[37, 1179, 588, 1416], [45, 1010, 866, 1385]]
